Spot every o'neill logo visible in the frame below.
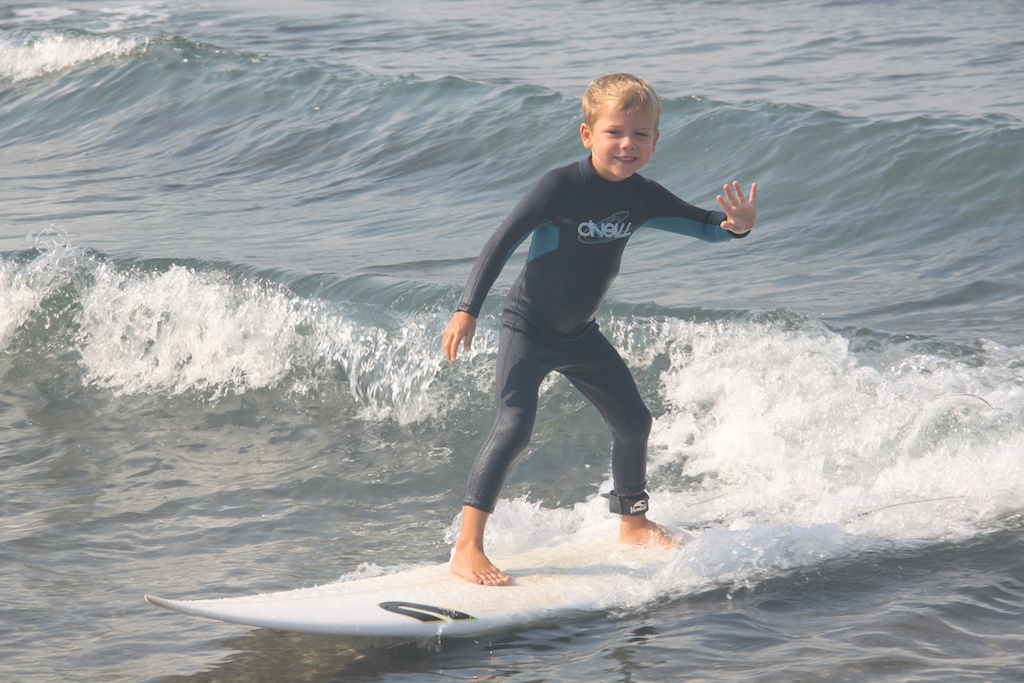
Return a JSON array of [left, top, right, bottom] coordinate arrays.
[[578, 211, 633, 244]]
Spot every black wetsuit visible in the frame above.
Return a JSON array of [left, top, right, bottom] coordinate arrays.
[[457, 157, 743, 514]]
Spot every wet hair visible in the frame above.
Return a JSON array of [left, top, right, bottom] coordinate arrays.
[[582, 73, 661, 129]]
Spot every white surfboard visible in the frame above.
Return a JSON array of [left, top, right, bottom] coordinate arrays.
[[145, 538, 675, 638]]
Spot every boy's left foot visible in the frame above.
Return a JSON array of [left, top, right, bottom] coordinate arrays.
[[619, 514, 679, 548]]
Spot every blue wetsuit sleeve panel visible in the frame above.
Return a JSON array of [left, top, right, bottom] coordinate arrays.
[[642, 212, 737, 241], [456, 170, 561, 318], [639, 179, 742, 242]]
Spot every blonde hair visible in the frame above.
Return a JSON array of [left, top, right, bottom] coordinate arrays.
[[582, 73, 661, 129]]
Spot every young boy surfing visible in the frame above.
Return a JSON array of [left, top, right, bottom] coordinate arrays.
[[442, 74, 757, 586]]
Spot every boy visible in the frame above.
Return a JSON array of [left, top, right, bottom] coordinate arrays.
[[442, 73, 757, 585]]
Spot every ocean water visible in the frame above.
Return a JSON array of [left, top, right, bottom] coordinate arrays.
[[2, 0, 1024, 681]]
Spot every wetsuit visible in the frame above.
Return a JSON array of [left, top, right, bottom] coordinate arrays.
[[457, 156, 744, 514]]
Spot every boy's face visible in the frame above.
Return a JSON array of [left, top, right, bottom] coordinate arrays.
[[580, 106, 659, 182]]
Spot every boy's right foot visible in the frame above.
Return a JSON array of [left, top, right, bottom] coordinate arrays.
[[450, 545, 511, 586]]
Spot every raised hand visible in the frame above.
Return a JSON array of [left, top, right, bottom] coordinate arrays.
[[717, 181, 757, 235]]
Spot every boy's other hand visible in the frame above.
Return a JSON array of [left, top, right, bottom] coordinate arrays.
[[717, 181, 757, 235], [443, 311, 477, 363]]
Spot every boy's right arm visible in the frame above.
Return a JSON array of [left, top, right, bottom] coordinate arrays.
[[443, 311, 477, 363], [443, 165, 566, 363]]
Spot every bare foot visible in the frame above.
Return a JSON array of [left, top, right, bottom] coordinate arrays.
[[619, 514, 681, 548], [450, 544, 512, 586]]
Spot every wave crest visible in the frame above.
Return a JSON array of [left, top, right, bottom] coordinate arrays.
[[0, 28, 147, 82]]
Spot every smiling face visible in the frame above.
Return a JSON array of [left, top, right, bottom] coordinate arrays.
[[580, 106, 660, 182]]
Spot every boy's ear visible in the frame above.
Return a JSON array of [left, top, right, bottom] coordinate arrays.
[[580, 122, 593, 149]]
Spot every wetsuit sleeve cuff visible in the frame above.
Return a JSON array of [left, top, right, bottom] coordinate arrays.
[[456, 302, 479, 317]]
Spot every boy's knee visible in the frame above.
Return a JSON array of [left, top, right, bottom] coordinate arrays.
[[609, 407, 651, 456], [626, 406, 652, 441], [489, 417, 534, 459]]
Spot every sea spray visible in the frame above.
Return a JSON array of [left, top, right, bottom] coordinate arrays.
[[0, 28, 147, 82]]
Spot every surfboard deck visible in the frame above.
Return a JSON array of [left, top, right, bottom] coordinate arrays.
[[145, 538, 675, 637]]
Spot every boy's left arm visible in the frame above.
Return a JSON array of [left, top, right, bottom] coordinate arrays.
[[717, 181, 757, 235]]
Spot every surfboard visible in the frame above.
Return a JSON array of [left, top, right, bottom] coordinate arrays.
[[145, 537, 675, 638]]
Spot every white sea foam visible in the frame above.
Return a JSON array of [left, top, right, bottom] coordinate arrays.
[[642, 317, 1024, 541], [76, 264, 309, 398], [0, 260, 42, 349], [0, 30, 145, 82], [68, 260, 449, 422], [0, 229, 81, 350]]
